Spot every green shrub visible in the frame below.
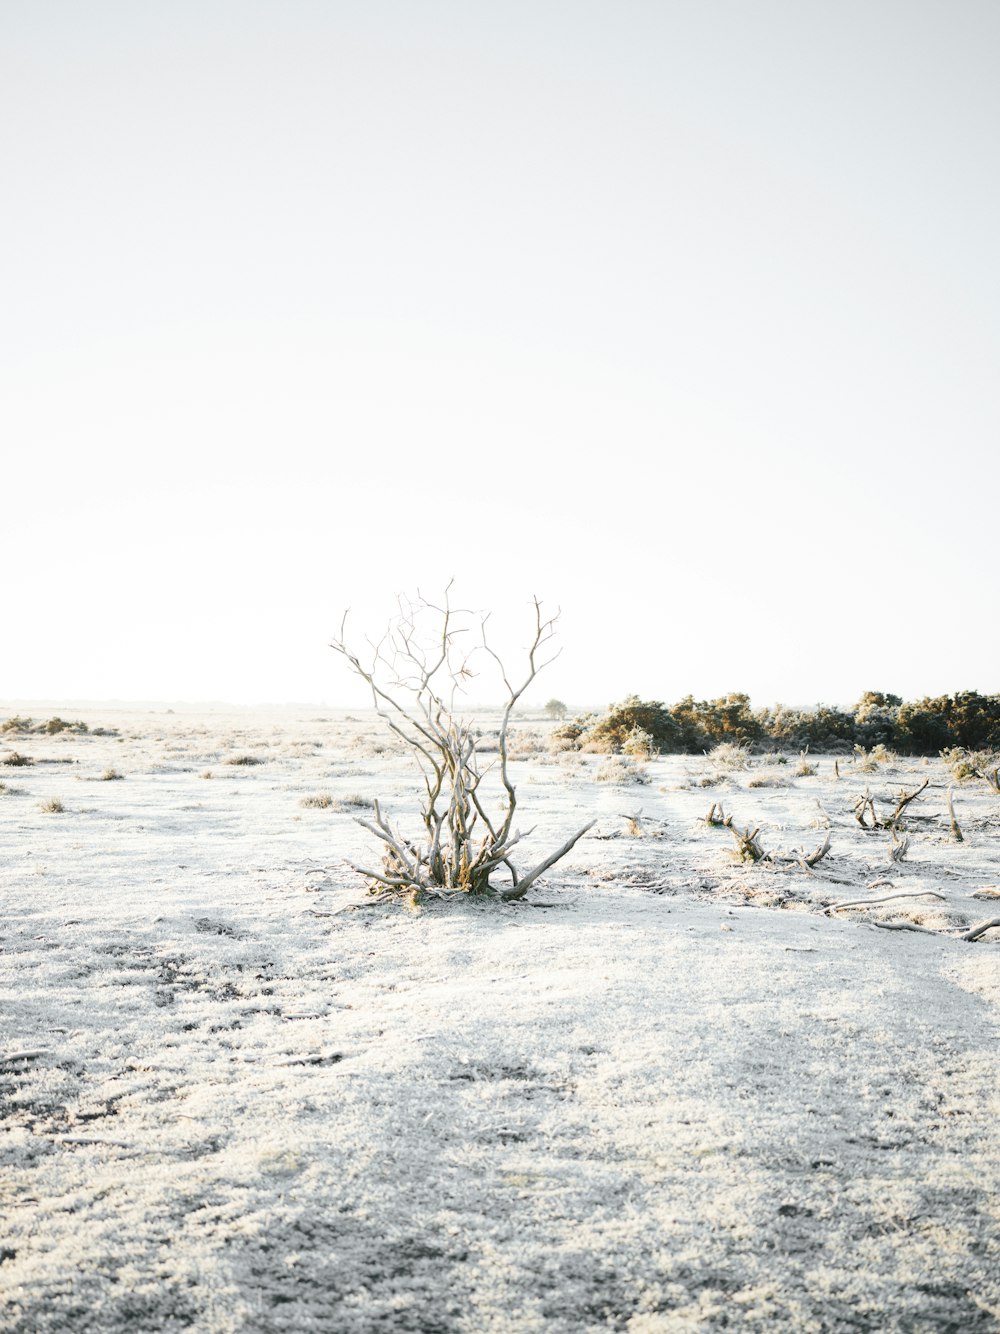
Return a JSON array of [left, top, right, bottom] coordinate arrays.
[[585, 696, 679, 754]]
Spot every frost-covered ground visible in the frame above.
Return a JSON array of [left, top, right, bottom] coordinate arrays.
[[1, 705, 998, 1333]]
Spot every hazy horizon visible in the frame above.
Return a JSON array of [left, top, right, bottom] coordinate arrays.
[[5, 1, 998, 707]]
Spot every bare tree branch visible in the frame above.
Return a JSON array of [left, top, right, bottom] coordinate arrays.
[[330, 589, 587, 900]]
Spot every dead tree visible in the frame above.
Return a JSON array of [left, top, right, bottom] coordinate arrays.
[[330, 588, 594, 901]]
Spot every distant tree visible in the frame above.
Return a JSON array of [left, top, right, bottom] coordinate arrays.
[[544, 698, 568, 720], [853, 691, 901, 748]]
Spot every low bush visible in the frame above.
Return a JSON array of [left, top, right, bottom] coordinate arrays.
[[594, 755, 649, 785]]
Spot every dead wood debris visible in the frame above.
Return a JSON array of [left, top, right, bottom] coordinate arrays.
[[854, 778, 929, 832], [826, 889, 947, 913], [946, 788, 964, 841]]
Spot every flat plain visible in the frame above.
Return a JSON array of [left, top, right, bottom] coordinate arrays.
[[2, 705, 998, 1333]]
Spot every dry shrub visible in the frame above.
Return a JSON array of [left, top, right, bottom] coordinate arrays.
[[707, 742, 751, 771], [853, 744, 897, 772], [595, 755, 649, 785], [300, 793, 335, 808]]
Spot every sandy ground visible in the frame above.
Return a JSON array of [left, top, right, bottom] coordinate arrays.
[[1, 705, 998, 1333]]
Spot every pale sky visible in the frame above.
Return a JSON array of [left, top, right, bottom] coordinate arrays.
[[4, 1, 998, 711]]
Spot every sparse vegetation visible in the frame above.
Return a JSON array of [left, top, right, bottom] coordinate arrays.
[[3, 752, 33, 767], [1, 715, 34, 733], [39, 798, 64, 813], [224, 755, 264, 766], [853, 744, 897, 773], [2, 715, 90, 735], [594, 755, 649, 785], [707, 741, 751, 771], [300, 793, 335, 808], [101, 768, 124, 781]]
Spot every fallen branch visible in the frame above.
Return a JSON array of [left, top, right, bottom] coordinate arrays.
[[869, 920, 939, 934], [500, 820, 596, 900], [43, 1134, 133, 1148], [771, 832, 832, 871], [827, 889, 946, 913], [960, 917, 1000, 942]]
